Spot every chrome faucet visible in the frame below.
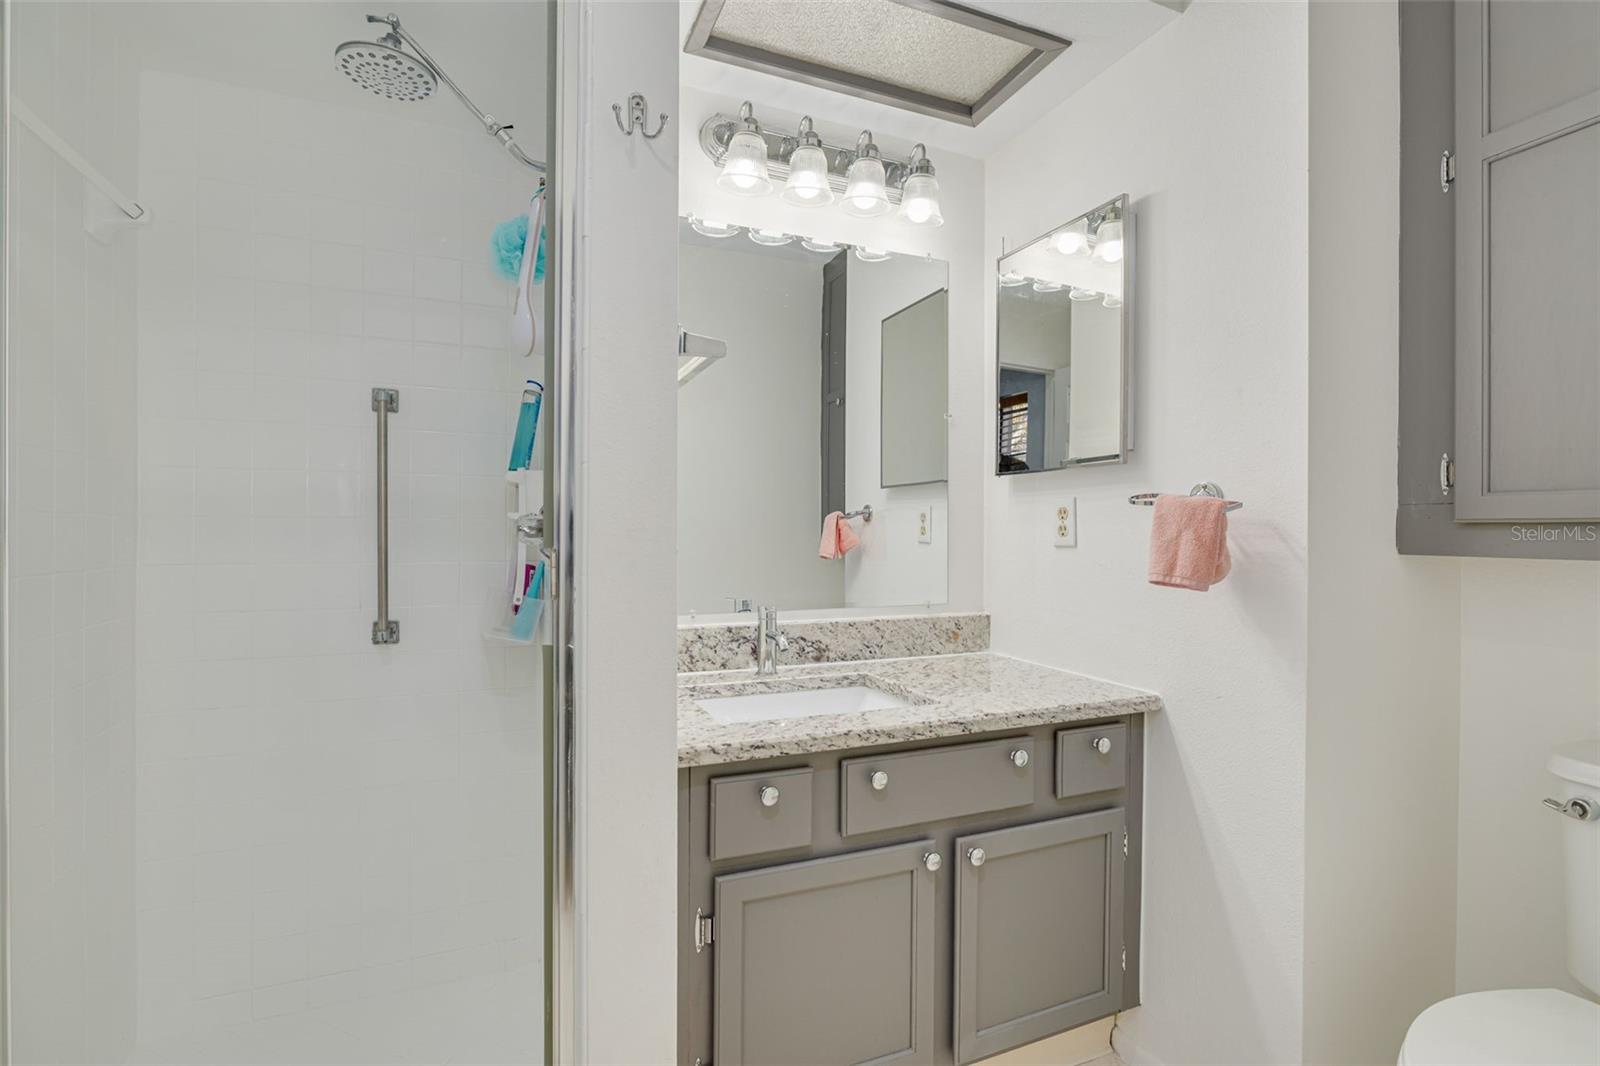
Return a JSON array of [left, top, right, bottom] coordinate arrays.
[[755, 606, 788, 675]]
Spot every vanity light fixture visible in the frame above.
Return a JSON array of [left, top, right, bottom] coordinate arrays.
[[716, 101, 772, 196], [801, 237, 843, 253], [841, 130, 891, 218], [689, 215, 740, 238], [898, 144, 943, 227], [1031, 278, 1063, 293], [781, 117, 834, 207], [853, 245, 892, 262], [1068, 286, 1098, 301], [998, 270, 1028, 287], [1093, 205, 1124, 263], [1050, 219, 1090, 256], [747, 227, 793, 246]]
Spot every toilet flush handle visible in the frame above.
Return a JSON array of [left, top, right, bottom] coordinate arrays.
[[1542, 796, 1597, 822]]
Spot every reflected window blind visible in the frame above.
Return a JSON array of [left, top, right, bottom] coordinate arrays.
[[999, 393, 1029, 462]]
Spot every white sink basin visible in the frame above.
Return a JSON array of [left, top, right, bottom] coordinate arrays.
[[695, 684, 912, 725]]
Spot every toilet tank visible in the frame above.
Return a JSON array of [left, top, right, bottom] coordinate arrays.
[[1549, 740, 1600, 996]]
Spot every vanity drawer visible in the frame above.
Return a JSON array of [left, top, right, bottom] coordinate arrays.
[[1055, 723, 1127, 798], [841, 737, 1035, 837], [709, 767, 814, 861]]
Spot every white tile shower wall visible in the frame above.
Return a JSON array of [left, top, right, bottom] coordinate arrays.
[[5, 3, 142, 1062], [133, 71, 543, 1040]]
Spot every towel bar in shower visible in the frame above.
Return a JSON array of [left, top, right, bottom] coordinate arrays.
[[372, 387, 400, 644]]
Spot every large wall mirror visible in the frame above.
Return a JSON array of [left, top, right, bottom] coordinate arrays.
[[678, 219, 950, 615], [995, 193, 1130, 474]]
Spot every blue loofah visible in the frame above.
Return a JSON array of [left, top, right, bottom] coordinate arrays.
[[491, 215, 528, 282]]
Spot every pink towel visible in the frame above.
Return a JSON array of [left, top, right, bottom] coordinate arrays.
[[1147, 494, 1232, 591], [818, 511, 861, 560]]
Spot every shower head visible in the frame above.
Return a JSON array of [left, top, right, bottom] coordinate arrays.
[[334, 15, 436, 102]]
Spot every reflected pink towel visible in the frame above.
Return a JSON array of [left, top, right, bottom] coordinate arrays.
[[1148, 495, 1232, 591], [818, 511, 861, 560]]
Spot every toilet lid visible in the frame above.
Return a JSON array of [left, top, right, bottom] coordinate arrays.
[[1399, 989, 1600, 1066]]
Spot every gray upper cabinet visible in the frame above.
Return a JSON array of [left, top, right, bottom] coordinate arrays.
[[713, 839, 937, 1066], [953, 810, 1125, 1064], [1453, 0, 1600, 522]]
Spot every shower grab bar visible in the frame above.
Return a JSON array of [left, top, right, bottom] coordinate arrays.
[[372, 388, 400, 645]]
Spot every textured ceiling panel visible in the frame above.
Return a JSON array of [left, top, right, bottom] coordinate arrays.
[[709, 0, 1034, 107]]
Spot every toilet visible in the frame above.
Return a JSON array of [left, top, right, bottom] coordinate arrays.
[[1398, 741, 1600, 1066]]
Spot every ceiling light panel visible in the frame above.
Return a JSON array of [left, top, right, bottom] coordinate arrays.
[[685, 0, 1070, 126]]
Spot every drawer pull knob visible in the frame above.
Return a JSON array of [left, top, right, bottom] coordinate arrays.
[[1090, 736, 1113, 756], [922, 851, 942, 872], [1009, 748, 1030, 768], [870, 770, 890, 791], [758, 785, 780, 807], [967, 847, 986, 867]]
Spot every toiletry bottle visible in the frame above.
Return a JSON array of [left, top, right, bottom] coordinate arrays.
[[507, 380, 543, 471]]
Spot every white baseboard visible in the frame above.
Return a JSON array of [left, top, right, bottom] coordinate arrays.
[[1110, 1023, 1167, 1066]]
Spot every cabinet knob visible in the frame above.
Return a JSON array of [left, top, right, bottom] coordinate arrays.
[[1090, 736, 1112, 756], [1009, 748, 1030, 768], [922, 851, 942, 872], [870, 770, 889, 791], [758, 785, 780, 807], [967, 847, 986, 867]]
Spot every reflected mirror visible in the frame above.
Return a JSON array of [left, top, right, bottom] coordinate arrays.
[[678, 219, 950, 615], [995, 193, 1130, 474]]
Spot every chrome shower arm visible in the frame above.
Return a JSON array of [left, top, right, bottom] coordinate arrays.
[[374, 14, 546, 174]]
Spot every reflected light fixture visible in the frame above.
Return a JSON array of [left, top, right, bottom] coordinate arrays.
[[781, 116, 834, 206], [1102, 293, 1122, 309], [1050, 220, 1090, 256], [999, 270, 1028, 287], [716, 101, 772, 196], [748, 228, 793, 246], [898, 144, 943, 227], [841, 131, 891, 218], [853, 245, 891, 262], [802, 237, 843, 253], [689, 215, 740, 238], [1093, 206, 1124, 263], [1068, 286, 1098, 301], [1032, 279, 1063, 293]]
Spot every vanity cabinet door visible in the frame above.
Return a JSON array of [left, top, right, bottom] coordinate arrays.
[[714, 839, 937, 1066], [953, 810, 1125, 1064]]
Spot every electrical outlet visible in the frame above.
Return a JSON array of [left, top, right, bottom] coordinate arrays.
[[1054, 499, 1077, 547], [918, 506, 934, 544]]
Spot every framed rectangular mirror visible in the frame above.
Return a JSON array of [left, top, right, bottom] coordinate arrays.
[[995, 193, 1130, 475], [677, 219, 950, 615]]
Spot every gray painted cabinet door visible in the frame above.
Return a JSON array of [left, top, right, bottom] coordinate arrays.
[[953, 809, 1125, 1064], [1454, 0, 1600, 521], [714, 839, 937, 1066]]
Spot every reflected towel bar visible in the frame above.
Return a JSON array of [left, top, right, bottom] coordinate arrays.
[[1128, 482, 1243, 512]]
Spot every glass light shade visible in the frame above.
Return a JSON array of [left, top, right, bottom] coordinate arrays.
[[853, 246, 891, 263], [1050, 223, 1090, 256], [801, 237, 842, 253], [1068, 286, 1098, 301], [747, 228, 793, 246], [781, 145, 834, 206], [1032, 279, 1063, 293], [899, 172, 943, 227], [1102, 293, 1123, 309], [717, 129, 772, 196], [998, 270, 1027, 287], [1093, 217, 1124, 262], [689, 216, 739, 238], [841, 156, 890, 217]]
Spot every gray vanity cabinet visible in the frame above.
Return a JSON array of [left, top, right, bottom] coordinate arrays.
[[712, 840, 938, 1065], [953, 810, 1125, 1063]]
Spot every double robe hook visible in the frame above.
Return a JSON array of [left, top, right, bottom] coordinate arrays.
[[613, 92, 669, 139]]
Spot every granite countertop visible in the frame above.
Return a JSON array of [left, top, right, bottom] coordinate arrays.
[[678, 652, 1162, 767]]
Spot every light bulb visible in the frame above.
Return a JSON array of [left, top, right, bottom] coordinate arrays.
[[1093, 217, 1124, 263], [1050, 223, 1089, 256], [782, 144, 834, 206], [717, 127, 772, 196], [842, 157, 889, 218], [899, 172, 943, 227]]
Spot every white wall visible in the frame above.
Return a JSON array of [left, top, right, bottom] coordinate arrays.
[[678, 85, 985, 617], [132, 68, 543, 1041], [1303, 4, 1464, 1062], [677, 243, 841, 612], [1456, 558, 1600, 996], [5, 3, 141, 1060], [983, 4, 1311, 1062], [844, 256, 950, 608]]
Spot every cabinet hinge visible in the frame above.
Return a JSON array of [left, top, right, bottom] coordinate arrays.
[[694, 909, 714, 953], [1440, 149, 1456, 192], [1121, 945, 1127, 972], [1122, 828, 1129, 858]]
